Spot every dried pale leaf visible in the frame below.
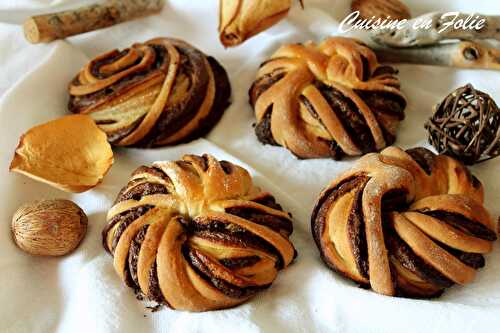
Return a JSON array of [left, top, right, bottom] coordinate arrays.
[[10, 114, 114, 193], [219, 0, 292, 47]]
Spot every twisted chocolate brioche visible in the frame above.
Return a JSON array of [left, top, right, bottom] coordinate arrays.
[[103, 154, 296, 311], [68, 38, 231, 147], [249, 37, 407, 159], [311, 146, 496, 298]]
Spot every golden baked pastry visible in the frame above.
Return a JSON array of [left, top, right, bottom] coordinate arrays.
[[311, 146, 496, 298], [103, 154, 296, 311], [68, 38, 231, 147], [10, 114, 113, 193], [219, 0, 293, 47], [249, 37, 407, 159]]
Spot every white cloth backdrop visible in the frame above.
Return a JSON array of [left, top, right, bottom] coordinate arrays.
[[0, 1, 499, 332]]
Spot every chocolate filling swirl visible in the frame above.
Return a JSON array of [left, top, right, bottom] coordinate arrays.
[[311, 146, 494, 299], [69, 38, 231, 148], [188, 217, 285, 269], [103, 205, 153, 254], [225, 206, 293, 236], [312, 175, 370, 278], [420, 210, 497, 241], [183, 246, 268, 299], [248, 37, 407, 159], [102, 155, 296, 311]]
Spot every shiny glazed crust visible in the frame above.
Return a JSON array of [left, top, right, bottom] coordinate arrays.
[[103, 154, 296, 311], [249, 37, 407, 159], [68, 38, 231, 148], [311, 146, 496, 298]]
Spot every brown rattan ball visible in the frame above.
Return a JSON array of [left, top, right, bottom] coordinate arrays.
[[425, 84, 500, 165]]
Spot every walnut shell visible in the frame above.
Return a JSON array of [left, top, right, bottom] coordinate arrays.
[[351, 0, 411, 21], [11, 199, 88, 256]]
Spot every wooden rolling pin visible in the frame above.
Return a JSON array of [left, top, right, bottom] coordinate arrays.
[[371, 12, 500, 48], [372, 41, 500, 71], [23, 0, 165, 44]]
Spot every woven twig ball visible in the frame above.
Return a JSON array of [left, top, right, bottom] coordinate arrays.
[[425, 84, 500, 165]]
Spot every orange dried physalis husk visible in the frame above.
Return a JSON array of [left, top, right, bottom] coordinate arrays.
[[219, 0, 292, 47], [10, 114, 114, 193]]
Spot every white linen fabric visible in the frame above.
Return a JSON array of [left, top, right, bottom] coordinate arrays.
[[0, 1, 499, 332]]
